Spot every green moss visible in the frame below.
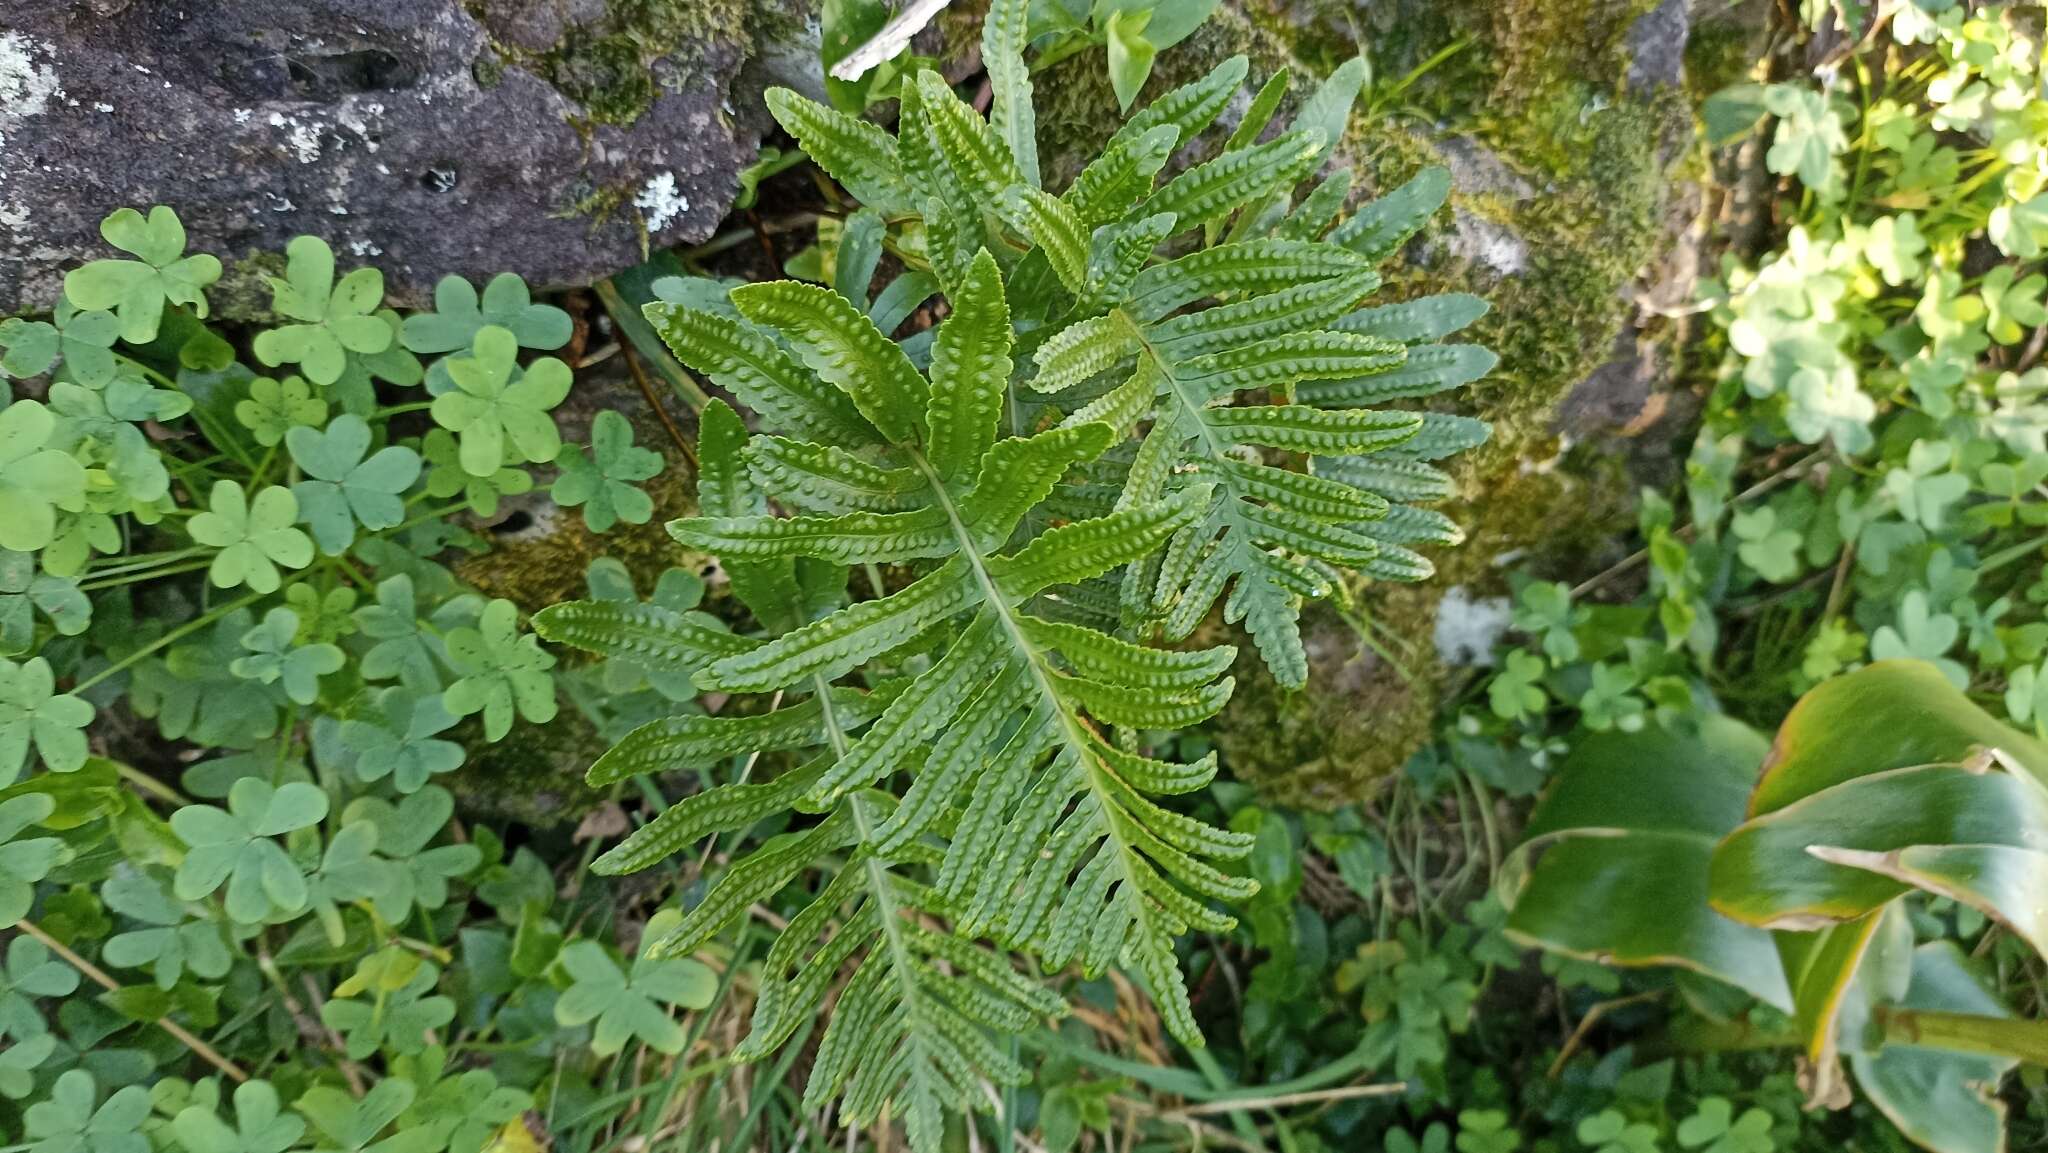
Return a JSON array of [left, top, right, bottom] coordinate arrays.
[[1203, 600, 1442, 806], [445, 706, 611, 827], [464, 0, 793, 128], [211, 249, 290, 323], [456, 426, 702, 611]]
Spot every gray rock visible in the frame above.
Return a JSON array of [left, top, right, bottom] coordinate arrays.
[[0, 0, 811, 314]]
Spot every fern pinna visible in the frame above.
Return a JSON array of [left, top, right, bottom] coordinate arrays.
[[535, 2, 1494, 1143]]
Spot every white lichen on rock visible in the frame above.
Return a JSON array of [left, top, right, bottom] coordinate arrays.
[[634, 171, 689, 234], [0, 31, 63, 233], [1433, 585, 1514, 667]]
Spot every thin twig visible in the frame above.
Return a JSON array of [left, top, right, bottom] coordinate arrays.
[[1548, 990, 1665, 1078], [622, 343, 698, 467], [1162, 1083, 1407, 1117], [17, 919, 250, 1083]]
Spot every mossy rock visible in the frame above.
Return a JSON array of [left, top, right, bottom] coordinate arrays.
[[1024, 0, 1713, 803], [444, 706, 612, 828]]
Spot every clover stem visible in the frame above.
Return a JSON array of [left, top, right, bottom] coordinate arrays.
[[78, 558, 215, 592], [71, 587, 272, 694], [15, 918, 250, 1083]]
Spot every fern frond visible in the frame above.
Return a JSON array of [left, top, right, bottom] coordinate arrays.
[[550, 44, 1500, 1153]]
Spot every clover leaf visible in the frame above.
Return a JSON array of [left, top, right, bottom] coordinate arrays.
[[1577, 1110, 1660, 1153], [1676, 1098, 1774, 1153], [1731, 506, 1802, 581], [1980, 265, 2047, 345], [322, 949, 454, 1059], [0, 1033, 54, 1099], [0, 318, 57, 380], [552, 410, 663, 532], [295, 1075, 416, 1153], [342, 786, 480, 919], [130, 610, 285, 749], [0, 400, 90, 553], [1991, 191, 2048, 259], [1861, 213, 1926, 286], [1454, 1110, 1521, 1153], [1511, 581, 1582, 663], [1577, 662, 1647, 733], [170, 778, 329, 924], [60, 206, 222, 344], [442, 597, 557, 740], [1763, 84, 1848, 192], [340, 689, 465, 792], [0, 794, 60, 924], [553, 910, 715, 1055], [287, 414, 422, 553], [303, 821, 393, 946], [24, 1069, 149, 1153], [170, 1080, 305, 1153], [421, 427, 534, 516], [0, 937, 76, 1040], [1870, 589, 1967, 688], [397, 1049, 532, 1153], [0, 550, 88, 656], [355, 574, 449, 691], [287, 583, 359, 644], [1884, 439, 1970, 531], [429, 326, 570, 477], [250, 237, 393, 385], [401, 273, 573, 354], [234, 376, 326, 447], [188, 481, 314, 594], [0, 656, 93, 781], [230, 607, 344, 705], [0, 308, 120, 387], [1487, 650, 1548, 721], [100, 865, 233, 990]]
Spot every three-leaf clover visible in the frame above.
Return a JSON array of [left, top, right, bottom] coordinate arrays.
[[1454, 1110, 1522, 1153], [1861, 213, 1926, 286], [355, 575, 452, 691], [421, 427, 534, 516], [0, 1033, 54, 1099], [342, 787, 481, 919], [0, 656, 94, 781], [401, 273, 572, 353], [553, 910, 715, 1054], [170, 1080, 306, 1153], [188, 481, 314, 593], [59, 206, 222, 344], [1676, 1098, 1774, 1153], [443, 598, 557, 740], [24, 1069, 150, 1153], [251, 236, 393, 385], [234, 376, 327, 447], [1488, 650, 1548, 722], [230, 607, 345, 705], [1731, 506, 1802, 581], [1512, 581, 1582, 663], [0, 936, 77, 1039], [340, 689, 465, 792], [0, 307, 121, 387], [100, 865, 233, 989], [1870, 589, 1967, 688], [551, 410, 664, 532], [321, 948, 455, 1059], [287, 414, 422, 552], [296, 1081, 419, 1153], [1578, 1110, 1660, 1153], [170, 778, 329, 923], [1980, 265, 2047, 345], [1884, 440, 1970, 531], [429, 326, 570, 477], [1762, 84, 1848, 192], [0, 794, 60, 924], [0, 549, 87, 656], [0, 400, 90, 552], [1990, 191, 2048, 259]]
